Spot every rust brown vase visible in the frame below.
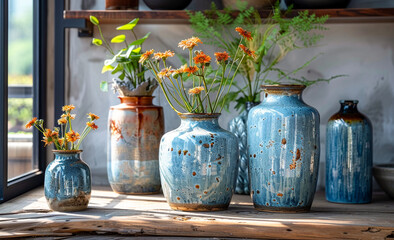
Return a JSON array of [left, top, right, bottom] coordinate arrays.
[[105, 0, 138, 10], [108, 96, 164, 194]]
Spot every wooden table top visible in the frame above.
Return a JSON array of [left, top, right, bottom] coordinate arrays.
[[0, 187, 393, 239]]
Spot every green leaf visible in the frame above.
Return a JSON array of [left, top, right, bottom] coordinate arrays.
[[100, 81, 108, 92], [111, 34, 126, 43], [116, 18, 139, 30], [90, 16, 99, 25], [129, 32, 150, 46], [101, 65, 114, 73], [92, 38, 102, 46], [111, 64, 123, 75]]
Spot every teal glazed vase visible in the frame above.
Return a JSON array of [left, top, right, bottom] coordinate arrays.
[[228, 102, 260, 195], [159, 114, 239, 211], [326, 100, 373, 203], [44, 150, 91, 212], [108, 96, 164, 194], [247, 85, 320, 212]]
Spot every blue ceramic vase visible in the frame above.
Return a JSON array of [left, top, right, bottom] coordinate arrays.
[[228, 102, 260, 195], [247, 85, 320, 212], [108, 96, 164, 194], [44, 150, 91, 212], [326, 100, 373, 203], [159, 114, 239, 211]]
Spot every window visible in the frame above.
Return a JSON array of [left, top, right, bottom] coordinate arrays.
[[0, 0, 47, 203]]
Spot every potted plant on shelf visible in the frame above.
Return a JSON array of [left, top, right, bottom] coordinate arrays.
[[26, 105, 99, 212], [188, 1, 344, 212], [140, 34, 248, 211], [90, 16, 164, 195]]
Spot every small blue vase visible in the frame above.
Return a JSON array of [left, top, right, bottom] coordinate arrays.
[[248, 85, 320, 212], [159, 113, 239, 211], [45, 150, 91, 212], [326, 100, 373, 203], [228, 102, 260, 195]]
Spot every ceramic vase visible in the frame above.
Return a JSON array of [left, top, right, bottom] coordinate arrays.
[[105, 0, 138, 10], [326, 100, 373, 203], [247, 85, 320, 212], [159, 113, 239, 211], [228, 102, 260, 195], [108, 96, 164, 194], [44, 150, 91, 212]]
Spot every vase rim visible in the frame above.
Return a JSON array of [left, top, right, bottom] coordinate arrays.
[[178, 113, 221, 119], [340, 100, 359, 104], [118, 95, 155, 99], [261, 84, 306, 90], [53, 150, 83, 154]]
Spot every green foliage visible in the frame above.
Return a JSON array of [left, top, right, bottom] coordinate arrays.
[[90, 16, 153, 93], [188, 1, 337, 112], [8, 98, 32, 132]]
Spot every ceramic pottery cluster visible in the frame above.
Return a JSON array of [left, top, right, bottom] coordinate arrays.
[[108, 96, 164, 194], [159, 114, 239, 211], [326, 100, 373, 203], [247, 85, 320, 212], [228, 102, 260, 195], [44, 150, 91, 212]]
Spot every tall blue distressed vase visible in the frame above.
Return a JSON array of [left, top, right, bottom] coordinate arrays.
[[248, 85, 320, 212], [159, 114, 239, 211], [228, 102, 260, 195], [45, 150, 91, 212], [326, 100, 373, 203]]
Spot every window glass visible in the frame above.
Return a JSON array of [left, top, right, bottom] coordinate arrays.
[[7, 0, 36, 180]]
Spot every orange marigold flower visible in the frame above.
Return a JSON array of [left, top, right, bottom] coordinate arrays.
[[62, 104, 75, 112], [61, 113, 76, 120], [239, 44, 256, 58], [235, 27, 253, 41], [158, 67, 173, 79], [57, 138, 64, 147], [178, 37, 202, 50], [139, 49, 154, 63], [42, 137, 53, 147], [51, 131, 59, 139], [214, 51, 230, 63], [88, 113, 99, 121], [43, 128, 54, 138], [65, 130, 80, 143], [188, 86, 204, 95], [193, 51, 211, 65], [154, 50, 175, 60], [57, 118, 67, 125], [183, 66, 199, 76], [25, 117, 37, 129], [87, 121, 98, 130]]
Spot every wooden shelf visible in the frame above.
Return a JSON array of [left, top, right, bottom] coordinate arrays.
[[1, 187, 394, 239], [64, 8, 394, 24]]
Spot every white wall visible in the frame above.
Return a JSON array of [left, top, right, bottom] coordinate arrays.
[[68, 1, 394, 189]]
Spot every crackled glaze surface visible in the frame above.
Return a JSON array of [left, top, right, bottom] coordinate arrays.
[[228, 102, 260, 195], [326, 100, 373, 203], [247, 85, 320, 212], [159, 114, 239, 211], [44, 151, 91, 212], [108, 96, 164, 194]]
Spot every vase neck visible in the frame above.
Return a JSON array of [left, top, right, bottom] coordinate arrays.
[[339, 100, 359, 113], [53, 151, 81, 161], [262, 85, 305, 103], [119, 96, 153, 105]]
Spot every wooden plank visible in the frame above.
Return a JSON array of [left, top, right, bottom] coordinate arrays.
[[63, 8, 394, 24], [0, 187, 393, 239]]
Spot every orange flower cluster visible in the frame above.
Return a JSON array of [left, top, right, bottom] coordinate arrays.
[[214, 52, 229, 63], [193, 51, 211, 65], [58, 118, 67, 125], [66, 130, 80, 143], [139, 49, 154, 63], [86, 122, 98, 130], [188, 86, 204, 95], [154, 50, 175, 61], [158, 67, 173, 79], [235, 27, 253, 41], [62, 104, 75, 112], [239, 44, 256, 58], [42, 128, 59, 147], [183, 66, 199, 76], [88, 113, 99, 121], [178, 37, 202, 50]]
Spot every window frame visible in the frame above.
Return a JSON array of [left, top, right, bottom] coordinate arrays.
[[0, 0, 47, 203]]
